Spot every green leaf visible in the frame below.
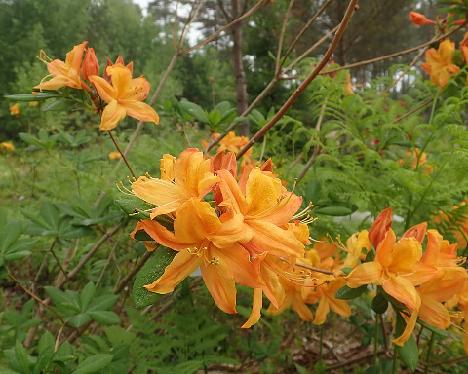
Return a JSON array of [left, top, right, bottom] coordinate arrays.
[[4, 93, 61, 101], [335, 285, 367, 300], [395, 314, 419, 372], [44, 287, 73, 307], [315, 205, 354, 216], [79, 282, 97, 311], [132, 247, 176, 307], [71, 354, 113, 374], [88, 311, 120, 325], [371, 292, 388, 314]]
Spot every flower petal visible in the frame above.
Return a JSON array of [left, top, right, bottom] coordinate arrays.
[[144, 250, 200, 294], [99, 100, 127, 131], [131, 220, 189, 251], [123, 100, 159, 124], [242, 288, 263, 328], [389, 237, 422, 273], [313, 297, 329, 325], [200, 252, 237, 314], [132, 175, 186, 217], [419, 297, 450, 329], [393, 311, 418, 347], [89, 75, 116, 103], [246, 168, 283, 216], [346, 262, 382, 288], [382, 276, 420, 311]]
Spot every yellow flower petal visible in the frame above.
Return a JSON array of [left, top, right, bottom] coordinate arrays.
[[145, 249, 200, 294], [99, 100, 127, 131], [242, 288, 263, 328]]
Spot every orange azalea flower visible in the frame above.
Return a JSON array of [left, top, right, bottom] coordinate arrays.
[[398, 148, 433, 174], [417, 270, 466, 330], [131, 198, 258, 314], [457, 281, 468, 354], [35, 41, 88, 91], [217, 167, 304, 259], [267, 274, 314, 322], [343, 230, 371, 268], [461, 33, 468, 64], [346, 229, 434, 346], [422, 39, 460, 88], [409, 11, 435, 26], [9, 103, 20, 116], [308, 278, 351, 325], [108, 151, 122, 160], [89, 63, 159, 131], [132, 148, 218, 218], [0, 141, 15, 152], [218, 131, 251, 156]]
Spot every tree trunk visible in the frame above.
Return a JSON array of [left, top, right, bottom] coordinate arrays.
[[231, 0, 249, 134]]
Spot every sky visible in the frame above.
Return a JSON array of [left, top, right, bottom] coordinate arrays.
[[132, 0, 202, 45]]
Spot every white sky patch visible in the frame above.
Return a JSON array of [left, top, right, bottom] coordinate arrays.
[[134, 0, 204, 46]]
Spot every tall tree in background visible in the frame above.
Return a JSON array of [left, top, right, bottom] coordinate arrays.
[[217, 0, 250, 134]]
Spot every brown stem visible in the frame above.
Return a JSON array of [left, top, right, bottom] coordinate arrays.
[[206, 11, 337, 153], [236, 0, 359, 159], [62, 224, 122, 286], [108, 131, 137, 179], [321, 23, 465, 76], [113, 250, 152, 293], [294, 260, 334, 275]]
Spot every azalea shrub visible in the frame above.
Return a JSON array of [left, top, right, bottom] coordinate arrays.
[[1, 2, 468, 373]]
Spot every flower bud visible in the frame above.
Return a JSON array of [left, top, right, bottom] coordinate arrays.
[[409, 11, 435, 26], [81, 48, 99, 80], [369, 208, 392, 249]]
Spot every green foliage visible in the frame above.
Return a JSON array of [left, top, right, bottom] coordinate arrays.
[[132, 247, 176, 307]]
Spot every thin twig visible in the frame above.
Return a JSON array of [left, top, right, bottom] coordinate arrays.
[[321, 23, 465, 76], [297, 95, 328, 181], [207, 15, 337, 153], [113, 250, 153, 293], [108, 131, 137, 178], [236, 0, 359, 159], [183, 0, 267, 55], [275, 0, 295, 76], [60, 224, 123, 287], [281, 0, 334, 65]]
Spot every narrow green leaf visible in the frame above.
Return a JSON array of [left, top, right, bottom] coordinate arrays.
[[71, 354, 113, 374], [4, 93, 60, 101], [315, 205, 354, 216], [335, 285, 367, 300], [79, 282, 96, 311]]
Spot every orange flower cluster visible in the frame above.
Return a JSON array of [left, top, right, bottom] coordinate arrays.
[[346, 208, 468, 347], [422, 39, 460, 88], [398, 147, 433, 174], [0, 141, 15, 153], [130, 148, 334, 327], [202, 131, 253, 165], [9, 103, 20, 116], [34, 42, 159, 131]]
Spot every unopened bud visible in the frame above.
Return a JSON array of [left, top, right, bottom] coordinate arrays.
[[409, 11, 435, 26], [81, 48, 99, 80]]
